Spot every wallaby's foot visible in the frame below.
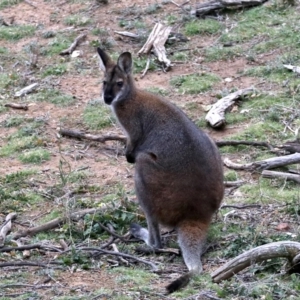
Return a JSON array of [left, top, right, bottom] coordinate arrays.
[[130, 223, 149, 243]]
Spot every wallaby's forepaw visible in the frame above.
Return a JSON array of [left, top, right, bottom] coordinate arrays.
[[166, 273, 191, 294], [130, 223, 149, 243]]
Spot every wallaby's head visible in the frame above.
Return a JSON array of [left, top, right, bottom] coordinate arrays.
[[97, 47, 133, 105]]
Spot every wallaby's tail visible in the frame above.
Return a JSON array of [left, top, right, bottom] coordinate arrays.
[[166, 220, 209, 293], [166, 272, 193, 293]]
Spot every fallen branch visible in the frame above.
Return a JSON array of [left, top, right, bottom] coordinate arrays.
[[224, 153, 300, 171], [221, 204, 261, 209], [211, 241, 300, 283], [262, 170, 300, 184], [205, 87, 255, 128], [24, 0, 37, 8], [0, 243, 63, 253], [4, 103, 29, 111], [0, 213, 17, 247], [59, 128, 127, 144], [0, 261, 63, 268], [279, 140, 300, 154], [191, 0, 268, 17], [59, 33, 87, 56], [14, 83, 38, 97], [138, 23, 172, 70], [224, 180, 245, 187], [11, 206, 113, 240], [283, 64, 300, 75]]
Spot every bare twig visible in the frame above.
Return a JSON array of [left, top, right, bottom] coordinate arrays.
[[0, 243, 63, 253], [0, 261, 63, 268], [114, 31, 140, 39], [220, 204, 261, 209], [24, 0, 37, 8], [141, 55, 151, 78], [59, 33, 87, 56], [283, 64, 300, 75]]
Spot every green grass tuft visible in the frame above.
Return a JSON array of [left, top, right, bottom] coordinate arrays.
[[18, 148, 51, 164], [29, 89, 76, 106], [185, 19, 221, 36], [0, 25, 36, 40]]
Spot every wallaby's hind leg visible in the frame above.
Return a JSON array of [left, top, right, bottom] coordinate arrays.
[[166, 221, 209, 293], [130, 214, 162, 249]]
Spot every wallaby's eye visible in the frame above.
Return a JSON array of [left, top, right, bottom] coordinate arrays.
[[117, 81, 123, 87], [103, 80, 107, 85]]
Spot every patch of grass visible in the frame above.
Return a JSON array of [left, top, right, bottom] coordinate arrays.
[[0, 136, 39, 157], [170, 73, 220, 94], [2, 115, 25, 127], [110, 267, 157, 287], [144, 3, 161, 14], [184, 19, 221, 36], [204, 45, 243, 61], [42, 64, 68, 77], [0, 0, 21, 9], [64, 14, 91, 27], [18, 148, 51, 164], [133, 57, 156, 73], [171, 51, 189, 62], [0, 46, 8, 53], [0, 72, 19, 90], [30, 88, 76, 106], [146, 87, 169, 96], [41, 34, 76, 56], [0, 25, 36, 40], [83, 100, 114, 130]]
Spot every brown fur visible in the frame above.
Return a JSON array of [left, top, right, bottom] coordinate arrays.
[[97, 48, 224, 293]]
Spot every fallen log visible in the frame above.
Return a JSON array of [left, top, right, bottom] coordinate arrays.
[[262, 170, 300, 183], [283, 64, 300, 75], [211, 241, 300, 283], [205, 87, 255, 128]]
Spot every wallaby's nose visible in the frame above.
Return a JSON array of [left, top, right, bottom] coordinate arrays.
[[104, 94, 113, 105]]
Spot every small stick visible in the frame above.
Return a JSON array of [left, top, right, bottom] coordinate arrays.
[[114, 31, 140, 39], [221, 204, 261, 209], [59, 33, 87, 56], [4, 103, 29, 111], [111, 243, 129, 265], [141, 55, 151, 78]]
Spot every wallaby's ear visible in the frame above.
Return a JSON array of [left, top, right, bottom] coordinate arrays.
[[117, 52, 132, 74], [97, 47, 112, 72]]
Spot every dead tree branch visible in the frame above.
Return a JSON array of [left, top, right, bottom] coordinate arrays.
[[11, 206, 113, 240], [211, 241, 300, 283], [205, 87, 255, 128], [59, 128, 127, 144], [59, 33, 87, 56], [191, 0, 268, 17], [0, 213, 17, 247], [224, 153, 300, 171]]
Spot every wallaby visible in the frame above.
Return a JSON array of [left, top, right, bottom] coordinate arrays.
[[97, 47, 224, 293]]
